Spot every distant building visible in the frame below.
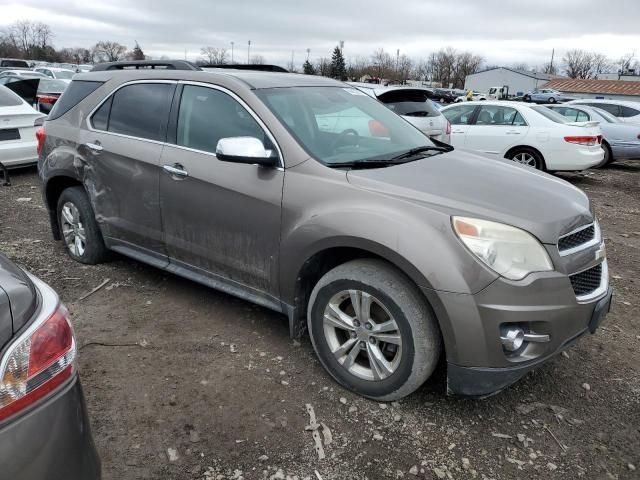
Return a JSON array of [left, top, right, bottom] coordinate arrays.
[[464, 67, 562, 96], [542, 78, 640, 102], [596, 71, 640, 82]]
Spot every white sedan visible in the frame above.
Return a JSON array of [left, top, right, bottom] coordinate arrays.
[[440, 101, 604, 171], [0, 85, 45, 168]]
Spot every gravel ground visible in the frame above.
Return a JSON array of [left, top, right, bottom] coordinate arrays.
[[1, 164, 638, 480]]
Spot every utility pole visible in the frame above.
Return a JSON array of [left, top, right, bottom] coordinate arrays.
[[396, 49, 400, 78], [231, 41, 234, 63], [184, 48, 187, 60], [306, 48, 310, 61], [339, 40, 344, 54], [549, 48, 555, 74], [291, 50, 294, 70], [247, 40, 251, 64]]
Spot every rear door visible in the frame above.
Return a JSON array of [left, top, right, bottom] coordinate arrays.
[[159, 83, 284, 296], [463, 105, 529, 155], [78, 81, 176, 266], [440, 104, 477, 147]]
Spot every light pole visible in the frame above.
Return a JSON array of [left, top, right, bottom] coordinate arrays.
[[247, 40, 251, 64], [231, 41, 234, 63]]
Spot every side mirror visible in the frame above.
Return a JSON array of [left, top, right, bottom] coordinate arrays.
[[216, 137, 278, 166]]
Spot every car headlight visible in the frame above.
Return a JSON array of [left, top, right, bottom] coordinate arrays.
[[452, 217, 553, 280]]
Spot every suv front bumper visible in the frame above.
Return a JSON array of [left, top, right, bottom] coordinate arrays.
[[423, 267, 612, 397]]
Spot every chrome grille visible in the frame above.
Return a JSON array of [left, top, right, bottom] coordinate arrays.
[[559, 224, 596, 253], [570, 263, 602, 297]]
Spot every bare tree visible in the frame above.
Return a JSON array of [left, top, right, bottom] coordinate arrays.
[[93, 41, 127, 62], [250, 55, 266, 65], [371, 48, 394, 80], [563, 49, 610, 79], [316, 57, 331, 77], [619, 51, 637, 73], [200, 46, 229, 65]]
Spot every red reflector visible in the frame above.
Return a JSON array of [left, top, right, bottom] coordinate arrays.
[[564, 135, 598, 146], [36, 95, 58, 104], [35, 127, 45, 155], [28, 308, 73, 377]]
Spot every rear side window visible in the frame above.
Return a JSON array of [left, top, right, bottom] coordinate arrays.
[[92, 83, 174, 141], [587, 103, 619, 116], [48, 80, 103, 120], [619, 105, 640, 118], [0, 85, 22, 107]]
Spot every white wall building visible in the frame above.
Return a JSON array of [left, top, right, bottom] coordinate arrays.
[[464, 67, 559, 95]]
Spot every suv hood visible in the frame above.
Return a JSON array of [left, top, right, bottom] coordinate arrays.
[[346, 150, 592, 244], [0, 254, 37, 349]]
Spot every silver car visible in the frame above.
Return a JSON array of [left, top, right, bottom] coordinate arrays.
[[547, 104, 640, 165], [349, 83, 451, 144]]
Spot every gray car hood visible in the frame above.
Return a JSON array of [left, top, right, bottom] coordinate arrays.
[[346, 150, 592, 244], [0, 254, 37, 349]]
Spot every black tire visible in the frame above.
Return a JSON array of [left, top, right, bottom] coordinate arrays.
[[506, 147, 546, 170], [601, 141, 615, 167], [307, 259, 441, 401], [57, 186, 108, 264], [523, 95, 531, 102], [548, 97, 557, 104]]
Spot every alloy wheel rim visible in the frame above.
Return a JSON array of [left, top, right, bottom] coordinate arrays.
[[61, 202, 86, 257], [513, 152, 537, 168], [322, 290, 402, 381]]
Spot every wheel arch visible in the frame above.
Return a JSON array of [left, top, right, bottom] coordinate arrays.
[[504, 145, 547, 170], [43, 174, 84, 240], [282, 238, 434, 339]]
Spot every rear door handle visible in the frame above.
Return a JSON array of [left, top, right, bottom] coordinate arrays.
[[452, 130, 465, 134], [163, 163, 189, 178], [506, 130, 521, 135]]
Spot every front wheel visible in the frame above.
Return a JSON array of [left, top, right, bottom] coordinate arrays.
[[307, 259, 441, 400], [507, 148, 545, 170], [548, 97, 557, 104], [523, 95, 531, 102]]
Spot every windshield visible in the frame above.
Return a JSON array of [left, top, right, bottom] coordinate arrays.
[[0, 85, 23, 107], [376, 89, 440, 118], [531, 106, 568, 124], [256, 86, 435, 166], [38, 78, 67, 93], [54, 70, 74, 79]]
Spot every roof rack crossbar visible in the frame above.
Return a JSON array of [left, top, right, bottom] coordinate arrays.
[[90, 60, 202, 72]]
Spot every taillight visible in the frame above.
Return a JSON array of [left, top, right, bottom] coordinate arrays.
[[446, 120, 452, 135], [0, 304, 76, 422], [35, 127, 45, 155], [36, 95, 58, 105], [564, 135, 599, 146]]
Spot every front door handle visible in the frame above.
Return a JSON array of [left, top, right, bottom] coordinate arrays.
[[452, 130, 465, 134], [84, 142, 103, 152], [163, 164, 189, 178], [506, 130, 521, 135]]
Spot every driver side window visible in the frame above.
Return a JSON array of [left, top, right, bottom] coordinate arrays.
[[176, 85, 266, 155]]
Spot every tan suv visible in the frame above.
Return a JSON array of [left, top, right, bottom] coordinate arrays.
[[37, 61, 611, 400]]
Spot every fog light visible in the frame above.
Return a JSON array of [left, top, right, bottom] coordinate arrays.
[[500, 328, 525, 352]]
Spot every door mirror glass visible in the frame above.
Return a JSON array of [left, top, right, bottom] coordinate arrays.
[[216, 137, 278, 166]]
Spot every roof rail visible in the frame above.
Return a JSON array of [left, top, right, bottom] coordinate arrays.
[[202, 64, 289, 73], [90, 60, 202, 72]]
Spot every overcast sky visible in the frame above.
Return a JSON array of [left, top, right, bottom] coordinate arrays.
[[1, 0, 640, 69]]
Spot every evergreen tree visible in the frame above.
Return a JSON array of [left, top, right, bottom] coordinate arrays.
[[330, 46, 346, 80], [303, 59, 316, 75], [131, 41, 145, 61]]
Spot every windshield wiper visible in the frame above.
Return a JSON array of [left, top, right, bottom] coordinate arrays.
[[392, 145, 452, 160], [328, 159, 401, 169]]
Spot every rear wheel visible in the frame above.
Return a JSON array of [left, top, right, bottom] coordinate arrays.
[[307, 259, 441, 401], [506, 148, 545, 170], [548, 97, 557, 104], [523, 95, 531, 102], [57, 187, 108, 264], [601, 141, 615, 167]]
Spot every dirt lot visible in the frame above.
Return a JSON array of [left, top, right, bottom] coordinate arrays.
[[1, 164, 639, 480]]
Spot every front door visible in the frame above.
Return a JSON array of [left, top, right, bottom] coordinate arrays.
[[159, 83, 284, 297]]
